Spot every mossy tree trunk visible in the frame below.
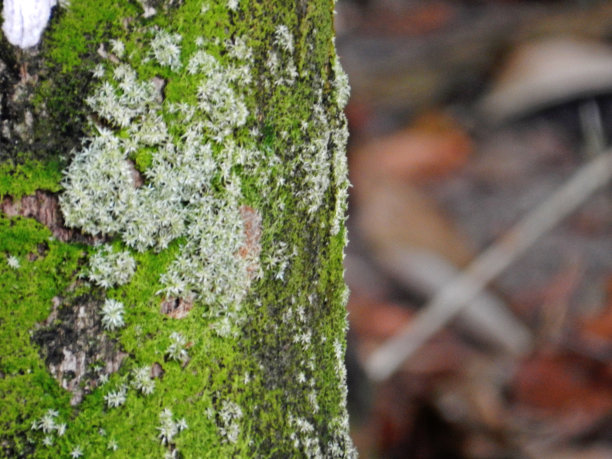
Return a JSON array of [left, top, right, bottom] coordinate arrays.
[[0, 1, 354, 457]]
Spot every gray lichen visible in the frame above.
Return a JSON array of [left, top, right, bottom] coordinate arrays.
[[59, 29, 256, 321]]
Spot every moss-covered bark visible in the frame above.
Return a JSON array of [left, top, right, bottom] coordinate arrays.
[[0, 0, 354, 457]]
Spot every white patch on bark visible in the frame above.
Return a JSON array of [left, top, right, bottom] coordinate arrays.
[[2, 0, 56, 49]]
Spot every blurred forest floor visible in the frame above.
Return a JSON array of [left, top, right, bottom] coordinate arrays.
[[337, 1, 612, 457]]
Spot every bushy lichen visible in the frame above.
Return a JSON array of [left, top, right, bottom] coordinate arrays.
[[87, 244, 136, 288], [59, 27, 256, 317], [100, 298, 126, 331]]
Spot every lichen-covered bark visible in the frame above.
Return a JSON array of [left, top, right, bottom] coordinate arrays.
[[0, 0, 354, 457]]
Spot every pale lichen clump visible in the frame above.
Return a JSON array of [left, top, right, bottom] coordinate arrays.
[[332, 55, 351, 112], [104, 384, 127, 408], [329, 338, 355, 455], [100, 298, 126, 331], [217, 400, 243, 444], [107, 438, 119, 451], [264, 26, 297, 88], [88, 244, 136, 288], [330, 124, 350, 236], [298, 94, 333, 216], [102, 363, 156, 411], [273, 25, 294, 55], [261, 23, 351, 233], [157, 408, 188, 445], [329, 52, 351, 236], [278, 294, 355, 457], [165, 331, 189, 363], [59, 131, 139, 236], [288, 414, 321, 457], [150, 29, 183, 71], [69, 445, 84, 458], [131, 366, 155, 395], [110, 38, 126, 58], [30, 409, 67, 449], [227, 0, 240, 12], [6, 254, 20, 269], [262, 240, 295, 282], [60, 26, 260, 318]]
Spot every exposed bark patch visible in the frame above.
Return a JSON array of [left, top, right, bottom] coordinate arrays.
[[126, 158, 145, 188], [0, 47, 37, 159], [96, 43, 121, 64], [32, 292, 128, 405], [239, 205, 262, 280], [160, 296, 193, 319], [151, 75, 166, 103], [27, 241, 49, 261], [151, 361, 165, 379], [0, 43, 85, 164], [1, 190, 99, 244]]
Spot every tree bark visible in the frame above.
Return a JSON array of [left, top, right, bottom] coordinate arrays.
[[0, 1, 354, 457]]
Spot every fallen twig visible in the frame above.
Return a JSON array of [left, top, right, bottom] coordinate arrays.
[[372, 246, 533, 355], [364, 150, 612, 382]]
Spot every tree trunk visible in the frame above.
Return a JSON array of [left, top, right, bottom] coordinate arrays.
[[0, 1, 354, 457]]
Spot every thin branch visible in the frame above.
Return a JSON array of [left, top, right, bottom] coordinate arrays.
[[364, 150, 612, 382], [372, 246, 533, 355]]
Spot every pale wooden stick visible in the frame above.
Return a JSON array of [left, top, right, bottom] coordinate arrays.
[[364, 150, 612, 382], [373, 246, 533, 354]]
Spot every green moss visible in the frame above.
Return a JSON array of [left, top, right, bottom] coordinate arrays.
[[0, 159, 63, 200], [46, 1, 139, 72], [0, 216, 83, 456], [130, 148, 154, 173]]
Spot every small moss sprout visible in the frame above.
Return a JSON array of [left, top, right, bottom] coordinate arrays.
[[61, 29, 258, 320]]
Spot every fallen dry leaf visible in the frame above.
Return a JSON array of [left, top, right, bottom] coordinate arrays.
[[353, 179, 474, 268], [350, 111, 473, 187], [512, 351, 612, 436], [580, 275, 612, 341], [358, 2, 456, 37], [348, 295, 414, 341], [479, 38, 612, 122]]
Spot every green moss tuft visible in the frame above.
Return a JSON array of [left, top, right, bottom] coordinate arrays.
[[0, 159, 62, 200], [0, 216, 83, 456], [46, 1, 139, 72]]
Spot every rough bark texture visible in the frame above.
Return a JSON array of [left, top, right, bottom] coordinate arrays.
[[0, 1, 354, 457]]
